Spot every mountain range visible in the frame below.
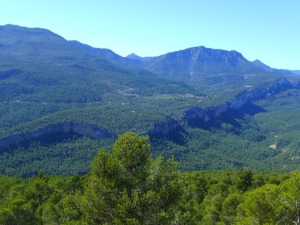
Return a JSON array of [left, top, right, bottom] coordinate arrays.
[[1, 24, 300, 177]]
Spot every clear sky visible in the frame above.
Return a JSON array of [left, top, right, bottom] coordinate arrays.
[[1, 0, 299, 70]]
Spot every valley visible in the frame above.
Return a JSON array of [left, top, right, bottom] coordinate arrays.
[[1, 25, 300, 177]]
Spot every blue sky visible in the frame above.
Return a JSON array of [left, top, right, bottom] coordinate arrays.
[[1, 0, 299, 70]]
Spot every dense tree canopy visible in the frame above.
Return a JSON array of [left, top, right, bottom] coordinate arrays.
[[1, 132, 300, 224]]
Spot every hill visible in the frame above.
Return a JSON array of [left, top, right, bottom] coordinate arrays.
[[1, 24, 300, 176]]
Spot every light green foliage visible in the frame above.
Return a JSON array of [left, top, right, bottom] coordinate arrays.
[[82, 132, 182, 224], [275, 171, 300, 224], [221, 192, 242, 225], [237, 184, 280, 224], [237, 171, 300, 224]]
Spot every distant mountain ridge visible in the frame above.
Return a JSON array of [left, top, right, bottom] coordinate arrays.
[[91, 45, 271, 94], [1, 24, 296, 103], [252, 59, 299, 76], [0, 24, 293, 109], [70, 40, 143, 68]]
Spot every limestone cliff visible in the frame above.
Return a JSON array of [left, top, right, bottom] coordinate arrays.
[[0, 122, 113, 150], [183, 78, 294, 126], [146, 119, 184, 136]]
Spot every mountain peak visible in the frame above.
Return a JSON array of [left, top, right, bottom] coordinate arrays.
[[126, 53, 152, 62], [252, 59, 271, 70], [156, 46, 246, 67], [127, 53, 139, 57], [126, 53, 142, 60], [141, 46, 262, 88]]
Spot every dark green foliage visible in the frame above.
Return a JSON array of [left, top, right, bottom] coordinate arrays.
[[235, 169, 253, 192], [0, 137, 114, 177]]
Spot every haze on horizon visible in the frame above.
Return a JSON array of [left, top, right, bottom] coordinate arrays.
[[1, 0, 300, 70]]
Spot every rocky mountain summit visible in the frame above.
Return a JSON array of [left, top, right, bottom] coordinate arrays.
[[141, 46, 265, 83]]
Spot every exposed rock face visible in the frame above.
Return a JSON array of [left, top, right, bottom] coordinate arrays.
[[146, 119, 186, 145], [0, 122, 113, 150], [141, 46, 263, 83], [147, 119, 184, 137], [183, 78, 294, 126], [233, 78, 293, 108]]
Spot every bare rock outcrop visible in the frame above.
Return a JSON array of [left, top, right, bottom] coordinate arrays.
[[183, 78, 293, 127], [0, 122, 113, 150]]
